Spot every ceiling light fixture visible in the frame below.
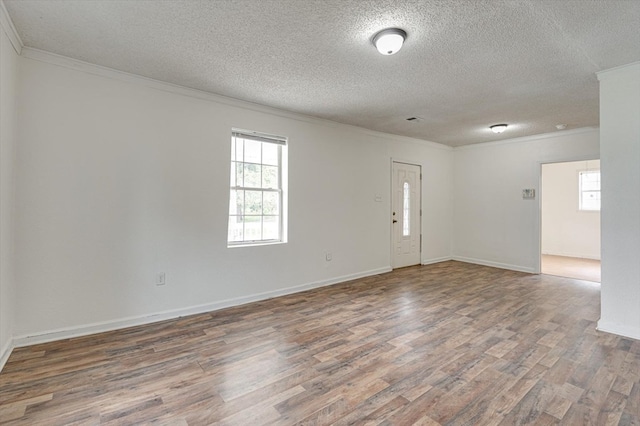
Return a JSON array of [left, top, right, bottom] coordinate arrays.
[[490, 124, 508, 134], [373, 28, 407, 55]]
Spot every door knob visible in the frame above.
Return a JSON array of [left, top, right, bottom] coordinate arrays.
[[393, 220, 398, 223]]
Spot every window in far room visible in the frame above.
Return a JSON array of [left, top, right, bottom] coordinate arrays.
[[579, 170, 600, 211], [228, 129, 287, 246]]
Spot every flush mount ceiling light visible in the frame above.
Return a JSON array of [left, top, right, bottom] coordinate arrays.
[[373, 28, 407, 55], [490, 124, 508, 134]]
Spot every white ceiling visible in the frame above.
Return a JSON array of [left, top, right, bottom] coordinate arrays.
[[4, 0, 640, 146]]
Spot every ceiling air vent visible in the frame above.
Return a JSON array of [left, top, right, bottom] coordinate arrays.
[[406, 116, 424, 122]]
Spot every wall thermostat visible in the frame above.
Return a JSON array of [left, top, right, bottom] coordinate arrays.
[[522, 189, 536, 199]]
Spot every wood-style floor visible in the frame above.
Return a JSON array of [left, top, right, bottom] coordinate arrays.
[[1, 261, 639, 425], [541, 255, 601, 283]]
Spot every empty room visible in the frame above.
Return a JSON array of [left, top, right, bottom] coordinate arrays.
[[1, 1, 639, 424]]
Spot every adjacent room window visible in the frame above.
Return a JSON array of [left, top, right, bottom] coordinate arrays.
[[228, 129, 287, 246], [579, 170, 601, 211]]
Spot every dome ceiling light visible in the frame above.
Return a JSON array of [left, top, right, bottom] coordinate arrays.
[[373, 28, 407, 55], [490, 124, 508, 134]]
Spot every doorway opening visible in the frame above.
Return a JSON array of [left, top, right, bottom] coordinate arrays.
[[541, 159, 601, 282], [391, 161, 421, 269]]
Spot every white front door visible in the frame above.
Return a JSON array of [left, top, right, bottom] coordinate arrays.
[[392, 162, 421, 268]]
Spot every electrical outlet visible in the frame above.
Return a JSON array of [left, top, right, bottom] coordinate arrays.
[[156, 272, 166, 286], [325, 252, 332, 261]]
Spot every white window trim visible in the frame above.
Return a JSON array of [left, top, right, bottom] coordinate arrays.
[[228, 129, 287, 247]]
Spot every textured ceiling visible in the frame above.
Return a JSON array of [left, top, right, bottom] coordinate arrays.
[[4, 0, 640, 146]]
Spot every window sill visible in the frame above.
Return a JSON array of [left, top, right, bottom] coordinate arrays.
[[227, 240, 286, 249]]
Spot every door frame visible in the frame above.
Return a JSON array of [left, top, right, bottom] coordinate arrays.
[[536, 155, 600, 274], [391, 159, 422, 269]]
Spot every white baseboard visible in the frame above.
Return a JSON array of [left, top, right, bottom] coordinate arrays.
[[422, 256, 453, 265], [12, 266, 392, 348], [0, 338, 13, 373], [597, 320, 640, 341], [452, 256, 536, 274]]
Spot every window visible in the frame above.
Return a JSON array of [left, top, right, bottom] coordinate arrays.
[[403, 181, 410, 236], [228, 129, 287, 246], [579, 170, 601, 211]]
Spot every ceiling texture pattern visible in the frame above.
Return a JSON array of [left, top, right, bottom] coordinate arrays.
[[4, 0, 640, 146]]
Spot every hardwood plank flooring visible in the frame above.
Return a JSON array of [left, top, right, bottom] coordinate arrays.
[[1, 261, 639, 425], [541, 255, 601, 283]]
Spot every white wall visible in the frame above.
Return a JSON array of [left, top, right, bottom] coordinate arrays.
[[453, 129, 600, 273], [597, 62, 640, 341], [12, 53, 453, 342], [0, 11, 19, 368], [541, 160, 600, 259]]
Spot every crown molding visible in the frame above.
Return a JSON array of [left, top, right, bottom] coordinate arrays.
[[14, 45, 600, 153], [20, 46, 450, 151], [0, 0, 23, 54], [20, 47, 310, 118], [454, 127, 599, 151]]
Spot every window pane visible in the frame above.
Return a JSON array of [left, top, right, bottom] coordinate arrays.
[[228, 216, 244, 241], [263, 216, 279, 240], [263, 143, 278, 166], [245, 190, 262, 214], [244, 139, 262, 164], [581, 173, 600, 190], [262, 165, 278, 189], [229, 189, 244, 215], [403, 182, 410, 237], [582, 191, 601, 210], [230, 161, 236, 187], [244, 163, 261, 188], [244, 216, 262, 241], [235, 162, 244, 187], [263, 191, 279, 215], [234, 138, 244, 162]]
